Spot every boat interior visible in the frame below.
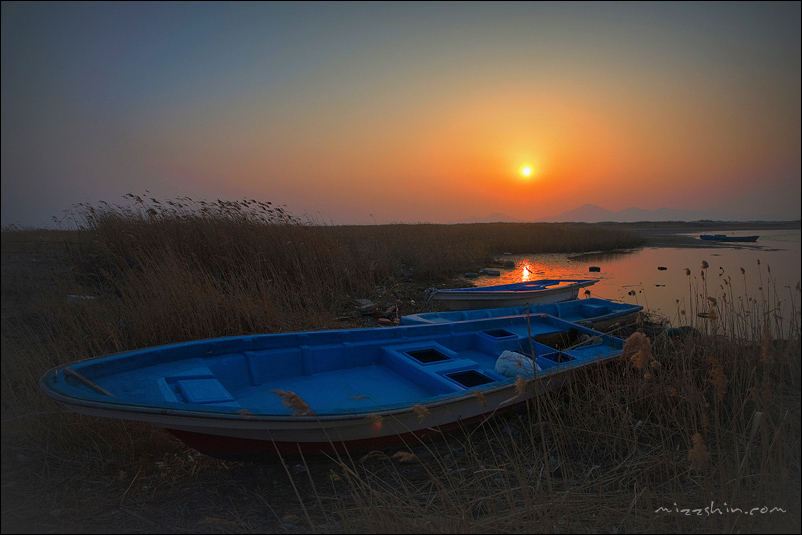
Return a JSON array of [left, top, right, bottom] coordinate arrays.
[[55, 315, 624, 416]]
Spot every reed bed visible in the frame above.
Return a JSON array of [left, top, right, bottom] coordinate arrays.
[[1, 197, 799, 533]]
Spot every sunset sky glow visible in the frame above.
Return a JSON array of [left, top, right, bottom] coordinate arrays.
[[2, 1, 800, 227]]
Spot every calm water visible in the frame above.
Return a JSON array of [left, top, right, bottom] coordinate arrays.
[[472, 229, 801, 335]]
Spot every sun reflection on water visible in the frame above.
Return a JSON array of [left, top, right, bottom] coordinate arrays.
[[466, 230, 800, 336], [479, 254, 592, 286]]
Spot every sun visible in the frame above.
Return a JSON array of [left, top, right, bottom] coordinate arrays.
[[519, 164, 536, 179]]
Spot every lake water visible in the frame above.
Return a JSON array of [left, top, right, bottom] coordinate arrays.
[[472, 229, 801, 336]]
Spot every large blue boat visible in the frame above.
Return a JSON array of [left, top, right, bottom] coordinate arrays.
[[40, 314, 624, 458]]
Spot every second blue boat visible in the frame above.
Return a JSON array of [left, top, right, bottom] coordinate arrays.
[[402, 297, 642, 330]]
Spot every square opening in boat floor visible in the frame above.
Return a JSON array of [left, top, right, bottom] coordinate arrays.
[[482, 329, 516, 339], [406, 348, 451, 364], [445, 370, 495, 388]]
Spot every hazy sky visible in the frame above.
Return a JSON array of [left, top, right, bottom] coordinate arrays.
[[2, 1, 800, 227]]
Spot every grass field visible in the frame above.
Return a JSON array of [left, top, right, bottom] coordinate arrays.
[[2, 198, 799, 533]]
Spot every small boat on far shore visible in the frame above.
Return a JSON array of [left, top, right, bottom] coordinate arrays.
[[402, 298, 642, 331], [426, 279, 598, 311], [700, 234, 759, 243]]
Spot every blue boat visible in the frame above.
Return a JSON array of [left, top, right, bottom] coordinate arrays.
[[401, 298, 643, 331], [700, 234, 759, 242], [426, 279, 599, 311], [40, 314, 624, 458]]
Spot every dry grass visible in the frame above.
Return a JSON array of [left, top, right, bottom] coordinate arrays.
[[2, 197, 799, 533]]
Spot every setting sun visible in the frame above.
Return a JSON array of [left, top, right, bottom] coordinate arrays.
[[520, 163, 538, 179]]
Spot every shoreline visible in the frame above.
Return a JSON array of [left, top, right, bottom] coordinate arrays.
[[599, 220, 800, 248]]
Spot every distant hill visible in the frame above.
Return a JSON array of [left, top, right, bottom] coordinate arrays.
[[537, 204, 729, 223], [461, 204, 793, 224]]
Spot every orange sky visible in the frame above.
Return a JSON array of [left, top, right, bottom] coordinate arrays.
[[2, 2, 800, 226]]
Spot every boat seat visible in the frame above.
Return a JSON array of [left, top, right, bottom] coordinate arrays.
[[580, 303, 609, 316], [159, 367, 242, 407], [177, 378, 235, 404]]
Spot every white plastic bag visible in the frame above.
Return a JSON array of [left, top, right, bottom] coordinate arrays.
[[495, 350, 541, 378]]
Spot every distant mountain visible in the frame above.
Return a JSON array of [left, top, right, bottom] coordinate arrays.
[[462, 212, 520, 223], [538, 204, 728, 223], [461, 204, 791, 224]]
